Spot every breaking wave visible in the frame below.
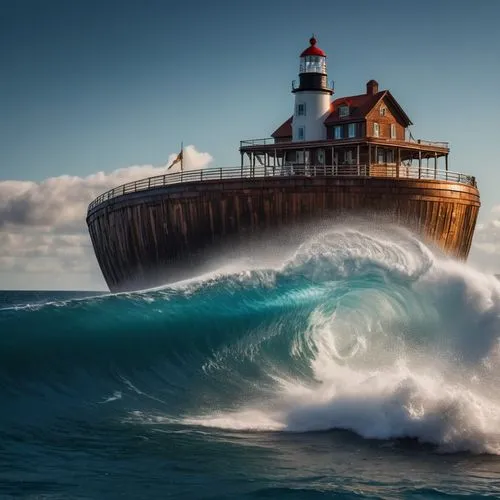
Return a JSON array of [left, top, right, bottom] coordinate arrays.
[[1, 225, 500, 454]]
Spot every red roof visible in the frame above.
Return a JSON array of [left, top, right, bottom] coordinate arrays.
[[300, 37, 326, 57], [324, 91, 386, 124], [271, 116, 292, 138], [271, 88, 412, 138], [324, 90, 412, 126]]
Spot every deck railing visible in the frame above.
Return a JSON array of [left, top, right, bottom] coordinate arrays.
[[240, 137, 450, 149], [407, 137, 449, 148], [240, 138, 276, 147], [87, 164, 477, 213]]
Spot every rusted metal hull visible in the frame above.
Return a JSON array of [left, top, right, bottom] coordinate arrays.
[[86, 177, 480, 292]]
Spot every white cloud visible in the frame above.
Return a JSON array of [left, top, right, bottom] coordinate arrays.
[[0, 145, 213, 290], [468, 204, 500, 275]]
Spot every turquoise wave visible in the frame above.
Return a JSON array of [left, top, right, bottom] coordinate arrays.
[[1, 226, 500, 453]]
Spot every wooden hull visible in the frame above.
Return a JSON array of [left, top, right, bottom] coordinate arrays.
[[86, 176, 480, 292]]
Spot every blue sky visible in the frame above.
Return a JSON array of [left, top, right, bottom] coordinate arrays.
[[0, 0, 499, 289]]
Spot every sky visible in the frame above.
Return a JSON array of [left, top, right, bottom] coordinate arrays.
[[0, 0, 499, 290]]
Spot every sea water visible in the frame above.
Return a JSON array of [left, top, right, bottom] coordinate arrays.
[[1, 226, 500, 499]]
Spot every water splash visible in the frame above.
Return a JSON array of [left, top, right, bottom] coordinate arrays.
[[1, 224, 500, 453]]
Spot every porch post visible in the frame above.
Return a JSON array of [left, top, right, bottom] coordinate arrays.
[[397, 148, 400, 178], [418, 150, 422, 179], [445, 154, 448, 171], [356, 144, 360, 166]]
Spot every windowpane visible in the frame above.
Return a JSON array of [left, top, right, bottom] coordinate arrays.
[[348, 123, 356, 138]]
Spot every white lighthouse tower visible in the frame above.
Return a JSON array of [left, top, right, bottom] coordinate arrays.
[[292, 36, 333, 143]]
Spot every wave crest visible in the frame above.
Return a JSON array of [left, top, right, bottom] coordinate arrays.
[[2, 225, 500, 453]]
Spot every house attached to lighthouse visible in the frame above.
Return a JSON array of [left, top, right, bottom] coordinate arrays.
[[240, 36, 450, 175]]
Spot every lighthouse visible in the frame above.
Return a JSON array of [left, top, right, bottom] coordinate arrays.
[[292, 36, 333, 143]]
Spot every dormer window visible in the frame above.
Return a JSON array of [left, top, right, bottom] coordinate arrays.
[[339, 105, 349, 118]]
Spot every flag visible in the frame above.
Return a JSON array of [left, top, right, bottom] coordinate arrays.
[[168, 148, 183, 170]]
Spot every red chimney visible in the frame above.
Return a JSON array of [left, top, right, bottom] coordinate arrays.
[[366, 79, 379, 95]]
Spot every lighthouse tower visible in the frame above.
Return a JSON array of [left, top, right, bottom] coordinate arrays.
[[292, 36, 333, 142]]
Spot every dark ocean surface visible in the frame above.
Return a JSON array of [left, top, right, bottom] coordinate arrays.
[[2, 227, 500, 499]]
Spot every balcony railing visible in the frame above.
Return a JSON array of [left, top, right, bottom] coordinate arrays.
[[407, 137, 449, 148], [87, 164, 477, 214], [240, 136, 450, 149], [240, 138, 276, 147]]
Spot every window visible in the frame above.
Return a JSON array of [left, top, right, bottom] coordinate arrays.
[[296, 151, 304, 163], [390, 123, 397, 139], [297, 103, 306, 116], [345, 150, 353, 164], [373, 122, 380, 137], [348, 123, 356, 138], [378, 149, 385, 164], [386, 150, 394, 163], [334, 126, 343, 139], [317, 149, 325, 164], [379, 106, 387, 116], [339, 105, 349, 118], [298, 127, 305, 140]]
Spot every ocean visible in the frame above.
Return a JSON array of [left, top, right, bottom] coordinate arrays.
[[2, 226, 500, 499]]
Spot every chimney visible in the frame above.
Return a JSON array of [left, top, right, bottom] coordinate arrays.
[[366, 79, 379, 95]]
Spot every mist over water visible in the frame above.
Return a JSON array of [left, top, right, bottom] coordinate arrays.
[[2, 223, 500, 498]]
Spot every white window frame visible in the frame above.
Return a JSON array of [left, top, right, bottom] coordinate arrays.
[[334, 126, 343, 139], [298, 126, 305, 141], [297, 103, 306, 116], [373, 122, 380, 137], [348, 123, 356, 138], [379, 106, 386, 116], [339, 105, 349, 118], [390, 123, 396, 139]]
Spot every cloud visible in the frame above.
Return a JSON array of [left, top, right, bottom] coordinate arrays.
[[0, 145, 213, 232], [468, 205, 500, 274], [0, 145, 213, 289]]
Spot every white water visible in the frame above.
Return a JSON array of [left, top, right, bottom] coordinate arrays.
[[150, 225, 500, 453]]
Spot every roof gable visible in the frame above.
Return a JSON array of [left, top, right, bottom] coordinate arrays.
[[324, 90, 412, 126], [271, 86, 412, 138], [271, 116, 293, 138]]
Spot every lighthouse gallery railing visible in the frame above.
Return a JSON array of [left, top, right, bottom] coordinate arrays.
[[87, 164, 477, 213]]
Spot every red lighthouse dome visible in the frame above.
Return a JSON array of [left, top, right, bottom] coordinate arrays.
[[300, 36, 326, 57]]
